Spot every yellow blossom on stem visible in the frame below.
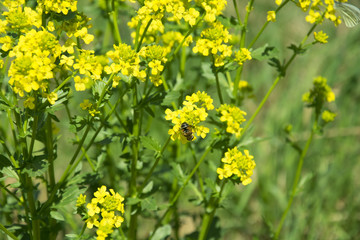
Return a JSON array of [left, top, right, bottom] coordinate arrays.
[[314, 31, 329, 43], [165, 91, 214, 143], [73, 50, 103, 80], [267, 11, 276, 22], [217, 147, 256, 185], [322, 110, 336, 123], [8, 29, 61, 97], [217, 104, 247, 138], [80, 99, 92, 110], [24, 96, 35, 109], [78, 186, 125, 240], [74, 76, 89, 91], [47, 92, 58, 105], [234, 48, 252, 66], [193, 21, 232, 67]]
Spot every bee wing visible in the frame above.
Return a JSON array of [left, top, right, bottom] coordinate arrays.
[[335, 2, 360, 28]]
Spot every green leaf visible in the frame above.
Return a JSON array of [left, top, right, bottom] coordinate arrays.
[[205, 178, 219, 193], [140, 136, 161, 152], [161, 90, 180, 107], [50, 210, 65, 221], [251, 44, 279, 61], [126, 197, 141, 205], [142, 181, 153, 194], [0, 167, 20, 187], [151, 224, 171, 240], [141, 196, 157, 211], [0, 154, 12, 169], [22, 155, 49, 177]]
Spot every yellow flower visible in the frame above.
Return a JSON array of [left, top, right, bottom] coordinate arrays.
[[314, 31, 329, 44], [165, 91, 214, 143], [79, 186, 125, 240], [217, 104, 247, 138], [24, 96, 35, 109], [216, 147, 256, 185], [47, 92, 58, 105], [74, 76, 89, 91], [234, 48, 252, 66], [275, 0, 282, 5], [322, 110, 336, 123], [80, 99, 92, 110], [193, 21, 232, 67], [267, 11, 276, 22]]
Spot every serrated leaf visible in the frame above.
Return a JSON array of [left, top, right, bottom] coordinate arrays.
[[142, 181, 153, 194], [141, 196, 157, 211], [140, 136, 161, 152], [1, 167, 19, 181], [205, 178, 219, 193], [55, 185, 85, 207], [251, 44, 279, 61], [201, 62, 215, 80], [151, 224, 171, 240], [22, 156, 49, 177], [50, 210, 65, 221], [0, 154, 12, 169], [161, 91, 180, 106], [170, 163, 186, 184]]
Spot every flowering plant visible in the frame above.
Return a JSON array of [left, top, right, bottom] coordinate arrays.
[[0, 0, 357, 239]]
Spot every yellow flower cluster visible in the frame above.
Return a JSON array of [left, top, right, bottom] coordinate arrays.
[[59, 13, 94, 46], [234, 48, 252, 66], [0, 1, 41, 52], [321, 110, 336, 122], [38, 0, 77, 15], [299, 0, 345, 26], [80, 99, 100, 116], [73, 50, 104, 90], [193, 21, 232, 67], [165, 91, 214, 143], [161, 31, 193, 54], [8, 29, 61, 102], [195, 0, 227, 22], [139, 45, 168, 86], [217, 104, 247, 138], [78, 186, 125, 240], [267, 11, 276, 22], [217, 147, 256, 185], [302, 76, 335, 105], [128, 0, 200, 43], [105, 43, 146, 83], [314, 31, 329, 43]]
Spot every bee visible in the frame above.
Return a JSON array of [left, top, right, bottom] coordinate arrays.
[[180, 122, 194, 141]]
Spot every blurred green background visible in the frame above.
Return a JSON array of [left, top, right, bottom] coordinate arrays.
[[73, 0, 360, 239]]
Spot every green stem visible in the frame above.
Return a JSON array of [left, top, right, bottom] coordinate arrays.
[[198, 180, 226, 240], [150, 143, 214, 238], [215, 71, 224, 104], [240, 22, 319, 139], [273, 120, 316, 239], [128, 83, 141, 240], [0, 222, 19, 240], [247, 0, 290, 49], [53, 70, 78, 93], [25, 175, 40, 240], [111, 0, 122, 44], [232, 0, 242, 27], [138, 136, 171, 194], [136, 19, 153, 52], [39, 83, 127, 215]]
